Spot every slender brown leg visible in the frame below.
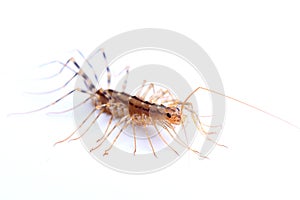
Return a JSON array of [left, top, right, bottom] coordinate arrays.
[[181, 119, 189, 144], [184, 107, 221, 128], [143, 124, 157, 158], [152, 121, 179, 156], [183, 103, 226, 148], [149, 88, 175, 103], [90, 116, 128, 152], [93, 115, 114, 148], [103, 117, 132, 156], [135, 82, 155, 100], [135, 80, 147, 98], [131, 123, 137, 155], [54, 108, 98, 146], [190, 112, 227, 148], [68, 108, 106, 142], [162, 121, 208, 159]]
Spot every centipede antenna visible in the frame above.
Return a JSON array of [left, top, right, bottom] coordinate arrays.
[[182, 86, 300, 130]]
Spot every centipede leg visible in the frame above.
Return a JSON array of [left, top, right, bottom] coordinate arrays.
[[136, 80, 147, 98], [90, 116, 128, 152], [99, 49, 111, 89], [47, 96, 91, 115], [120, 66, 129, 92], [149, 88, 176, 103], [103, 117, 132, 156], [184, 106, 221, 128], [30, 57, 98, 96], [97, 115, 114, 142], [66, 58, 97, 92], [135, 82, 155, 100], [191, 112, 227, 148], [68, 107, 106, 142], [143, 124, 157, 158], [152, 121, 179, 156], [54, 108, 98, 146], [180, 119, 189, 144], [162, 121, 208, 159], [182, 103, 227, 148], [72, 49, 99, 84], [10, 88, 96, 116], [131, 123, 137, 155]]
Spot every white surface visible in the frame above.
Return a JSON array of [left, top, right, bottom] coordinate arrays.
[[1, 1, 300, 200]]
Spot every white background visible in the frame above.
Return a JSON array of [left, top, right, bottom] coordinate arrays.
[[1, 1, 300, 200]]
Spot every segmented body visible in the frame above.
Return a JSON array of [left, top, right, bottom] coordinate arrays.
[[89, 87, 187, 157], [94, 89, 181, 125]]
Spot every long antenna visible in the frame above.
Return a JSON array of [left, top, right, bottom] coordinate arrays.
[[181, 86, 300, 130]]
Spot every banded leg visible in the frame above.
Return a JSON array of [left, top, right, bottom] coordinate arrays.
[[47, 96, 91, 115], [66, 58, 97, 92], [120, 66, 129, 92], [10, 88, 96, 115], [91, 48, 111, 89], [29, 59, 94, 95], [41, 50, 99, 83], [72, 49, 99, 84]]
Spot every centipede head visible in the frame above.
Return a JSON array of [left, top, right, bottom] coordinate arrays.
[[165, 107, 181, 125]]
